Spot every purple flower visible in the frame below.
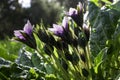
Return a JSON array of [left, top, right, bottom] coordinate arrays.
[[14, 30, 26, 40], [14, 20, 33, 40], [14, 20, 36, 49], [77, 2, 83, 14], [67, 8, 78, 17], [23, 20, 33, 35], [48, 17, 69, 37], [67, 2, 83, 27]]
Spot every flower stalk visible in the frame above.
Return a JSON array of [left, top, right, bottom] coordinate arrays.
[[13, 2, 93, 80]]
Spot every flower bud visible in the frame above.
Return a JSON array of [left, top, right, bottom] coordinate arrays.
[[14, 20, 37, 49], [60, 59, 68, 71], [55, 40, 68, 50], [65, 52, 73, 62], [35, 25, 56, 45], [37, 29, 49, 44], [71, 52, 79, 65], [48, 34, 56, 46], [49, 17, 73, 44], [48, 17, 69, 38], [80, 54, 86, 63], [43, 44, 54, 56], [78, 36, 87, 48], [83, 24, 90, 42], [74, 27, 81, 36], [67, 2, 83, 27], [72, 38, 78, 47], [82, 68, 89, 77]]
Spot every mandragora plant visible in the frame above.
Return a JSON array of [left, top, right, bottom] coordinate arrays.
[[0, 0, 120, 80]]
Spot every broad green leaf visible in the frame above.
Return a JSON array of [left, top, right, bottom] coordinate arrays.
[[0, 47, 17, 61], [112, 1, 120, 12], [0, 62, 45, 80], [89, 2, 120, 55], [31, 53, 46, 71], [88, 2, 100, 27], [45, 64, 55, 74], [0, 58, 11, 67], [0, 40, 22, 61], [94, 48, 107, 73], [0, 66, 11, 80], [115, 73, 120, 80], [113, 18, 120, 45], [0, 58, 11, 80], [16, 49, 34, 67]]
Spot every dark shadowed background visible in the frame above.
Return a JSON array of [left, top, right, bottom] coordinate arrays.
[[0, 0, 82, 39]]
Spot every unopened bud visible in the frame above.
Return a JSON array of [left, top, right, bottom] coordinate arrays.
[[60, 59, 68, 71], [65, 52, 73, 62], [78, 37, 87, 48], [55, 40, 68, 50], [43, 44, 54, 56], [72, 52, 79, 65], [37, 29, 49, 43], [83, 24, 90, 42], [80, 54, 86, 63], [82, 68, 89, 77]]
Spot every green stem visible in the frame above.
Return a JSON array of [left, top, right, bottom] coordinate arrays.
[[51, 54, 70, 80], [0, 72, 9, 80], [36, 48, 66, 80], [60, 50, 80, 80], [85, 44, 92, 80]]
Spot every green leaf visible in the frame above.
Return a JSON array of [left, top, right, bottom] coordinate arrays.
[[0, 62, 45, 80], [89, 3, 120, 55], [0, 57, 11, 67], [31, 53, 46, 71], [112, 1, 120, 12], [0, 40, 23, 61], [90, 0, 99, 7], [45, 74, 58, 80], [16, 49, 34, 67], [44, 64, 55, 74], [27, 68, 45, 79], [113, 18, 120, 45], [88, 2, 100, 27], [115, 73, 120, 80], [94, 48, 108, 73], [0, 47, 17, 61]]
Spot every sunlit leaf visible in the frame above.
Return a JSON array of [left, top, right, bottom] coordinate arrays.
[[16, 49, 33, 67], [94, 48, 107, 73]]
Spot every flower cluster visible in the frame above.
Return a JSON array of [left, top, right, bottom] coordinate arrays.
[[13, 2, 91, 80], [14, 20, 36, 49], [48, 17, 69, 37], [67, 2, 83, 28]]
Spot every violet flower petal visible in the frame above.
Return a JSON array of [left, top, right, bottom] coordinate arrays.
[[14, 30, 25, 40], [62, 17, 69, 31], [53, 24, 63, 32], [77, 2, 83, 13], [49, 24, 64, 36], [68, 8, 78, 16], [23, 20, 33, 35]]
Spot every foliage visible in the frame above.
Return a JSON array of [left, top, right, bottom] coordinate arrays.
[[0, 40, 23, 61], [89, 0, 120, 79], [0, 0, 120, 80]]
